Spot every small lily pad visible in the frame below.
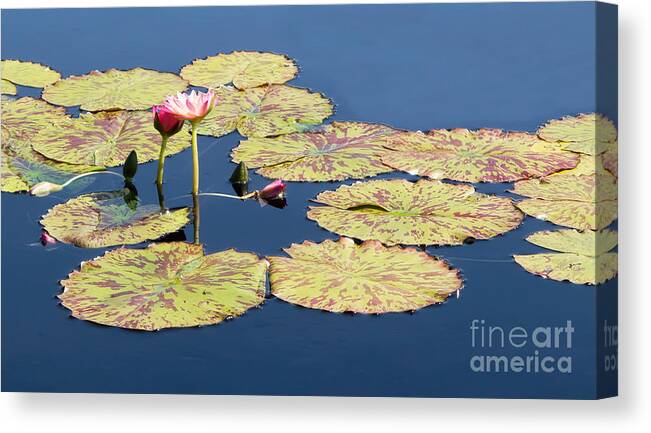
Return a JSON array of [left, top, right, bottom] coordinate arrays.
[[538, 113, 617, 155], [41, 191, 191, 248], [231, 121, 402, 181], [514, 229, 618, 285], [1, 60, 61, 88], [382, 128, 580, 183], [42, 68, 188, 111], [1, 79, 17, 95], [269, 237, 462, 314], [2, 96, 68, 139], [32, 110, 191, 167], [512, 173, 617, 230], [308, 179, 523, 246], [59, 242, 268, 330], [181, 51, 298, 90], [198, 85, 333, 138]]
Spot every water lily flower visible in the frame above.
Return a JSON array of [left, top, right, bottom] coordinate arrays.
[[257, 180, 286, 201], [153, 105, 184, 138], [40, 230, 57, 246], [163, 89, 216, 122], [29, 181, 63, 197]]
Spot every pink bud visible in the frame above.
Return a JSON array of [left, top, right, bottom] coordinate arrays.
[[258, 179, 286, 201], [40, 230, 57, 246], [29, 181, 63, 197], [153, 105, 185, 137]]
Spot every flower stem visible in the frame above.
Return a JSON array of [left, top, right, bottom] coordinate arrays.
[[196, 192, 256, 200], [191, 121, 200, 195], [192, 192, 200, 245], [156, 135, 169, 188], [61, 170, 123, 188]]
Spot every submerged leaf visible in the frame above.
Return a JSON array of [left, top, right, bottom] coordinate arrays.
[[514, 229, 617, 285], [59, 242, 268, 330], [1, 79, 17, 95], [198, 85, 333, 138], [1, 97, 68, 139], [232, 121, 402, 181], [269, 237, 462, 313], [42, 68, 188, 111], [1, 60, 61, 88], [382, 128, 579, 183], [181, 51, 298, 90], [538, 113, 617, 155], [32, 110, 191, 167], [308, 179, 523, 246], [41, 191, 190, 248]]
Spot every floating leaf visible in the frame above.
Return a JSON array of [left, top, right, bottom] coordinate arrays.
[[1, 79, 17, 95], [59, 242, 268, 330], [41, 191, 190, 248], [308, 179, 523, 246], [538, 113, 617, 155], [32, 110, 191, 167], [198, 85, 333, 138], [1, 97, 68, 139], [42, 68, 188, 111], [1, 60, 61, 88], [181, 51, 298, 90], [602, 149, 618, 177], [232, 121, 402, 181], [1, 149, 30, 192], [381, 128, 579, 183], [269, 237, 462, 313], [512, 173, 617, 230], [514, 229, 617, 285]]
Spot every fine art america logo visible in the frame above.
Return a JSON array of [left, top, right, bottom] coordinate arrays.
[[470, 319, 574, 374]]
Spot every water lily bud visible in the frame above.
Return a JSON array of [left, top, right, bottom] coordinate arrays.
[[29, 181, 63, 197], [153, 104, 185, 137], [40, 230, 57, 246], [257, 179, 286, 201]]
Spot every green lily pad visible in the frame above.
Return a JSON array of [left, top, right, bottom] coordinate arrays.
[[231, 121, 403, 181], [602, 149, 618, 177], [181, 51, 298, 90], [42, 68, 188, 111], [512, 173, 617, 230], [41, 191, 191, 248], [269, 237, 462, 314], [538, 113, 617, 155], [514, 229, 618, 285], [198, 84, 333, 138], [1, 60, 61, 88], [32, 110, 191, 167], [1, 96, 68, 139], [59, 242, 268, 330], [1, 79, 17, 95], [381, 128, 579, 183], [307, 179, 524, 246]]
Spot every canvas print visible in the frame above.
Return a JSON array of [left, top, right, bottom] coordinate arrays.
[[1, 2, 618, 399]]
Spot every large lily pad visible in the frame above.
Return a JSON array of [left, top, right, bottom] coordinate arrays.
[[1, 79, 17, 95], [382, 128, 579, 183], [514, 229, 617, 285], [308, 179, 523, 246], [1, 60, 61, 88], [41, 191, 191, 248], [602, 149, 618, 177], [231, 121, 402, 181], [1, 97, 68, 139], [512, 173, 617, 230], [181, 51, 298, 90], [42, 68, 188, 111], [198, 85, 333, 138], [59, 242, 268, 330], [269, 237, 462, 314], [538, 113, 617, 155], [31, 110, 191, 167]]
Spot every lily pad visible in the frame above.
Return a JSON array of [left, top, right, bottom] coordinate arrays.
[[269, 237, 462, 314], [1, 97, 68, 139], [231, 121, 403, 181], [602, 149, 618, 177], [181, 51, 298, 90], [514, 229, 618, 285], [512, 173, 617, 230], [198, 85, 333, 138], [307, 179, 523, 246], [32, 110, 191, 167], [42, 68, 188, 111], [1, 60, 61, 88], [41, 191, 191, 248], [59, 242, 268, 330], [1, 79, 17, 95], [538, 113, 617, 155], [382, 128, 580, 183]]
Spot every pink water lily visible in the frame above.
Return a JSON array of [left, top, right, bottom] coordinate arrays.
[[163, 89, 216, 122], [152, 104, 184, 137], [258, 180, 287, 201]]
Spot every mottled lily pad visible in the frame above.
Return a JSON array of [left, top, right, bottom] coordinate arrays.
[[42, 68, 188, 111], [308, 179, 523, 246], [59, 242, 268, 330], [1, 60, 61, 88], [1, 97, 68, 139], [32, 110, 191, 167], [269, 237, 462, 313], [512, 173, 617, 230], [198, 85, 333, 138], [601, 149, 618, 177], [1, 79, 17, 95], [514, 229, 618, 285], [232, 121, 402, 181], [181, 51, 298, 90], [382, 128, 579, 183], [41, 191, 191, 248], [538, 113, 617, 155]]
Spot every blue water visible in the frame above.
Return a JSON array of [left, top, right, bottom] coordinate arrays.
[[1, 2, 617, 398]]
